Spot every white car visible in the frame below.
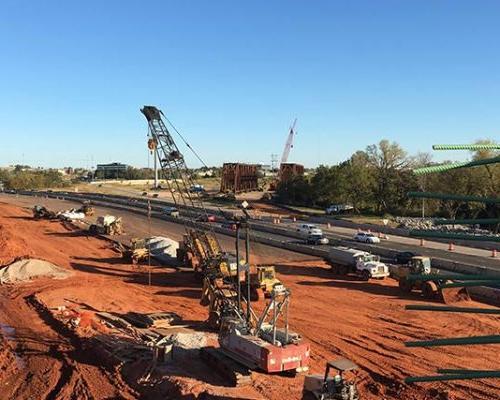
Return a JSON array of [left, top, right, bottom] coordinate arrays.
[[353, 232, 380, 243], [162, 206, 180, 218], [297, 223, 323, 236], [306, 233, 329, 245]]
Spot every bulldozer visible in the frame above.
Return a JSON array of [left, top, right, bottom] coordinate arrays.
[[89, 215, 123, 236], [303, 359, 360, 400], [255, 266, 281, 297], [395, 256, 470, 304]]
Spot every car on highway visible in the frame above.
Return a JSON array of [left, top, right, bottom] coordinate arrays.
[[353, 231, 380, 243], [189, 184, 205, 193], [325, 204, 354, 215], [221, 221, 238, 231], [297, 223, 323, 236], [306, 233, 329, 245], [162, 206, 180, 218], [197, 214, 217, 222], [394, 251, 419, 265]]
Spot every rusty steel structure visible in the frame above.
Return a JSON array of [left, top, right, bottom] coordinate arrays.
[[279, 163, 304, 182], [220, 163, 259, 193]]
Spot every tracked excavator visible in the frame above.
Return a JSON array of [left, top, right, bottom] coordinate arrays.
[[141, 106, 310, 385]]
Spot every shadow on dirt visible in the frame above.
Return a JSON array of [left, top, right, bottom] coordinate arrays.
[[297, 279, 437, 302], [47, 230, 90, 238]]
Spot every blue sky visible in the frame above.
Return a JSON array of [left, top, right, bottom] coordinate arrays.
[[1, 1, 499, 168]]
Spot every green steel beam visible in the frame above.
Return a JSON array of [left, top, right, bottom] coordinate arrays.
[[405, 335, 500, 348], [405, 371, 500, 383], [437, 369, 499, 374], [409, 230, 500, 242], [406, 274, 498, 282], [407, 191, 500, 204], [406, 305, 500, 314], [413, 156, 500, 175], [432, 144, 500, 151], [434, 218, 500, 225], [439, 280, 500, 289]]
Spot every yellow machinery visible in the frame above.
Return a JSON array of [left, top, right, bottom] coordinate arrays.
[[255, 266, 281, 297]]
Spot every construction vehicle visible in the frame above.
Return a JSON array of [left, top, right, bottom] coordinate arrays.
[[88, 215, 123, 235], [202, 281, 310, 384], [122, 238, 150, 264], [255, 265, 281, 297], [141, 106, 310, 385], [78, 203, 94, 216], [32, 205, 57, 219], [394, 256, 470, 303], [325, 247, 389, 281], [303, 358, 360, 400]]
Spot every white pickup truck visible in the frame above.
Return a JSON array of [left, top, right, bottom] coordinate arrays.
[[325, 247, 390, 281], [296, 224, 329, 245]]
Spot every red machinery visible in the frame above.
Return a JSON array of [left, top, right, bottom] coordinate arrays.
[[219, 283, 310, 373], [142, 106, 310, 385]]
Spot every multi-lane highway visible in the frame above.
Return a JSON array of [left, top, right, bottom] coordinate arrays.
[[2, 191, 500, 274]]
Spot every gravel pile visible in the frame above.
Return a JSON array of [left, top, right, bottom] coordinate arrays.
[[0, 259, 72, 284], [394, 217, 498, 236]]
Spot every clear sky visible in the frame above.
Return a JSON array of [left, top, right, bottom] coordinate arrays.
[[1, 1, 499, 169]]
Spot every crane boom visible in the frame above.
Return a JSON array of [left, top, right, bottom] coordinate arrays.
[[280, 118, 297, 164], [141, 105, 203, 210]]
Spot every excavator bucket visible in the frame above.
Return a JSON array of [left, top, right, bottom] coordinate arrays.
[[440, 287, 471, 305]]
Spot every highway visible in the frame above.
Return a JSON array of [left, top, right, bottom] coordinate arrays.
[[2, 191, 500, 274], [0, 193, 315, 265]]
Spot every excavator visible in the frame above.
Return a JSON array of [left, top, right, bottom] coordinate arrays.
[[141, 106, 310, 385]]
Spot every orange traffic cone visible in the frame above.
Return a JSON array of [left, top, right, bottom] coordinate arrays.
[[448, 242, 455, 251]]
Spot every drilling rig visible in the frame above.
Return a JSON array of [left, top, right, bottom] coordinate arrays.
[[141, 106, 309, 385]]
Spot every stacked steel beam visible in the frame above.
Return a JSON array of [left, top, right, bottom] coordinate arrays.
[[405, 143, 500, 384]]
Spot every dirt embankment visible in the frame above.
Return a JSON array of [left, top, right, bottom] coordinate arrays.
[[0, 201, 499, 400]]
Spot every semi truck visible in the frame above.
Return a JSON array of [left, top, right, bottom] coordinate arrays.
[[324, 247, 390, 281]]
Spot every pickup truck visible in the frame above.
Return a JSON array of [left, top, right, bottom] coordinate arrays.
[[325, 204, 354, 215], [324, 246, 390, 281], [297, 224, 329, 245]]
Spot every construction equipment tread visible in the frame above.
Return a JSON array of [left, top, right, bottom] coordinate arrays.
[[200, 346, 253, 387]]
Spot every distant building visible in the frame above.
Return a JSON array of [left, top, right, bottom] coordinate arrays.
[[95, 162, 129, 179]]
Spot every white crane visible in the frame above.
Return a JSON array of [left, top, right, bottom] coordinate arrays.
[[280, 118, 297, 165]]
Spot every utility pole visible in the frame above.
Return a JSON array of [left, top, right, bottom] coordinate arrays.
[[153, 148, 159, 189], [421, 176, 426, 218], [235, 223, 241, 312], [245, 223, 251, 324]]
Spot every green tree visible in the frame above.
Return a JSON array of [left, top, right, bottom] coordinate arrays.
[[366, 140, 409, 213]]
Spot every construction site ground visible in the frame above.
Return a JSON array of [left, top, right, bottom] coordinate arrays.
[[1, 200, 500, 400]]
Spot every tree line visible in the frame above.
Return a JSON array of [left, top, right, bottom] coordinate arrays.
[[276, 139, 499, 219], [0, 166, 69, 190]]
